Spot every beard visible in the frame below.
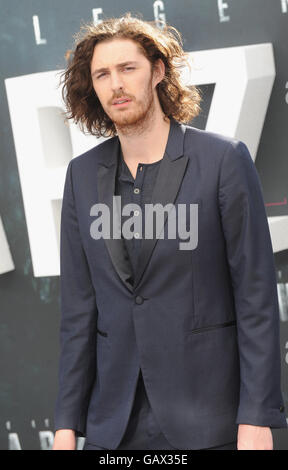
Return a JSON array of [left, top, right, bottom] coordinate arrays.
[[106, 76, 156, 137]]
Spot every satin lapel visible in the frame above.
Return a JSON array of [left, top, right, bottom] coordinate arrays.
[[96, 138, 134, 293], [96, 118, 188, 293], [133, 119, 188, 290]]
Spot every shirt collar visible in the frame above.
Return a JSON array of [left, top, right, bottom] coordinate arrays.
[[117, 146, 135, 183]]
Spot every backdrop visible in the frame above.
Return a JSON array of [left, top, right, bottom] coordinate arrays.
[[0, 0, 287, 450]]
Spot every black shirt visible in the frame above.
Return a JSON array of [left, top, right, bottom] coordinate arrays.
[[114, 146, 162, 285]]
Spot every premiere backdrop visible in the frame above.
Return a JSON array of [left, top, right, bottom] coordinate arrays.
[[0, 0, 288, 450]]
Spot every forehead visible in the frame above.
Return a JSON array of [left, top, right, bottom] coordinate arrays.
[[91, 38, 146, 67]]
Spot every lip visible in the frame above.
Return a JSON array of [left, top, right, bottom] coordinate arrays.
[[113, 99, 132, 106]]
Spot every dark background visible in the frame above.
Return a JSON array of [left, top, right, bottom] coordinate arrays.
[[0, 0, 287, 449]]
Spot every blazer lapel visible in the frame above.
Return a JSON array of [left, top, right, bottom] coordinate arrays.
[[96, 118, 188, 293], [133, 120, 188, 289], [97, 138, 134, 293]]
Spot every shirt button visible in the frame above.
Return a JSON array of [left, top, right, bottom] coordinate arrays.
[[134, 188, 140, 194], [134, 210, 140, 216], [134, 232, 140, 239], [135, 295, 144, 304]]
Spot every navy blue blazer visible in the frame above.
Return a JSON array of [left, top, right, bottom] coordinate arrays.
[[54, 117, 287, 449]]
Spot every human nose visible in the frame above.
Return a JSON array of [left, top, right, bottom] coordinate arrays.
[[110, 71, 124, 92]]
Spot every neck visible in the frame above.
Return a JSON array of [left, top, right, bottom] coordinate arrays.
[[115, 113, 171, 165]]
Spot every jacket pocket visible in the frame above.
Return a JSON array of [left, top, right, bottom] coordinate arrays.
[[187, 320, 236, 335], [96, 327, 108, 337]]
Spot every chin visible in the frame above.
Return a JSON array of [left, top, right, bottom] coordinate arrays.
[[113, 112, 140, 126]]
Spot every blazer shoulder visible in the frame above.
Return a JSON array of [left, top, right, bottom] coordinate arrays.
[[183, 125, 253, 174], [184, 124, 241, 154], [70, 135, 118, 169]]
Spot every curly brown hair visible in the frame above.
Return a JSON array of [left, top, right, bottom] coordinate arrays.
[[58, 12, 202, 138]]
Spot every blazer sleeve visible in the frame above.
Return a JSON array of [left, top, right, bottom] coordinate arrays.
[[218, 140, 287, 428], [54, 159, 98, 437]]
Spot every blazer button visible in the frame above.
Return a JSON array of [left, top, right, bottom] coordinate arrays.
[[135, 295, 144, 305], [280, 405, 285, 413]]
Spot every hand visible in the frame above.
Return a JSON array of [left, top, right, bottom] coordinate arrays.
[[237, 424, 273, 450], [52, 429, 76, 450]]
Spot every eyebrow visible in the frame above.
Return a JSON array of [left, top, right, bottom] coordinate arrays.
[[91, 61, 139, 77]]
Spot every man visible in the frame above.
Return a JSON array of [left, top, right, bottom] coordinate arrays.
[[53, 13, 287, 450]]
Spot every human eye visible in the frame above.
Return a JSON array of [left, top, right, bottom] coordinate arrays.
[[97, 72, 107, 79]]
